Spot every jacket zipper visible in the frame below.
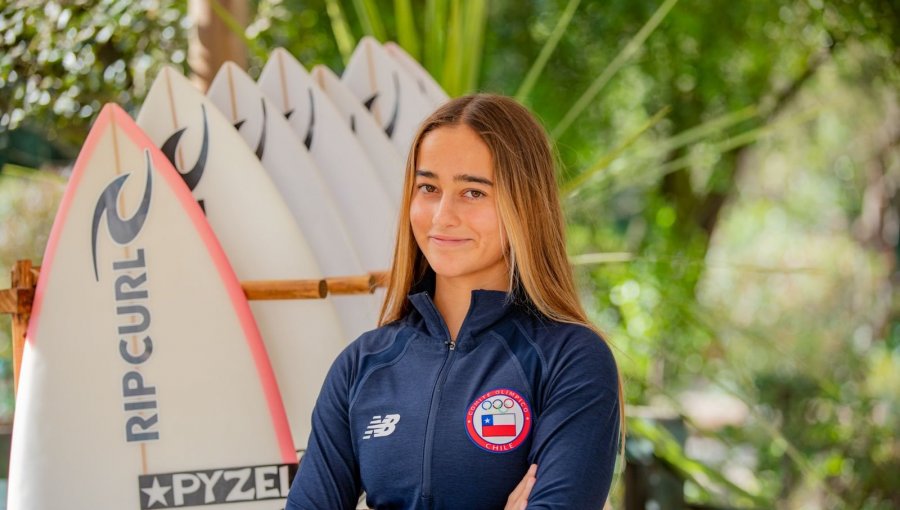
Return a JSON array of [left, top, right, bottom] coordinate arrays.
[[421, 338, 456, 501]]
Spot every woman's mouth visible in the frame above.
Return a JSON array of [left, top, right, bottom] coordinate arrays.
[[429, 235, 470, 246]]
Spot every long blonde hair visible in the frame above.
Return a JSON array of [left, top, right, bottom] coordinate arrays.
[[379, 94, 625, 456]]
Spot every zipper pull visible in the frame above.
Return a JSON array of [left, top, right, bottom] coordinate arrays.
[[446, 340, 456, 351]]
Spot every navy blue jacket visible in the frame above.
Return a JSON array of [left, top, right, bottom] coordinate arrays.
[[286, 285, 620, 509]]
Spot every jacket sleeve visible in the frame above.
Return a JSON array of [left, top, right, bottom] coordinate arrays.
[[285, 345, 362, 510], [525, 330, 621, 509]]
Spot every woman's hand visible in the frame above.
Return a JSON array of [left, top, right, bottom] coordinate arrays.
[[504, 464, 537, 510]]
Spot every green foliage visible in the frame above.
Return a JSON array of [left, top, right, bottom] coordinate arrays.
[[515, 0, 581, 103], [322, 0, 356, 63], [246, 0, 344, 75], [0, 0, 189, 150], [392, 0, 419, 61]]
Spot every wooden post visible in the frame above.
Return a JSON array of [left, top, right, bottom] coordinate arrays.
[[10, 260, 34, 394], [188, 0, 249, 92]]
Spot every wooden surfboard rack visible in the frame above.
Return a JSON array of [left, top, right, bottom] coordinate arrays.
[[0, 259, 390, 393]]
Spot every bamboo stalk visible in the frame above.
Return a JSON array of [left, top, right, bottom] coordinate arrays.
[[2, 263, 389, 305], [4, 260, 391, 392], [369, 270, 390, 289], [327, 275, 375, 295], [242, 279, 328, 300], [0, 274, 393, 305]]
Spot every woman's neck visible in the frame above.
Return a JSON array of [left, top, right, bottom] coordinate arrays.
[[433, 272, 508, 342]]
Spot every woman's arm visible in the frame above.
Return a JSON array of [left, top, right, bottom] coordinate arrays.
[[524, 332, 621, 509], [285, 349, 362, 510]]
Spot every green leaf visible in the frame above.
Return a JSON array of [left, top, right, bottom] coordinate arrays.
[[441, 0, 463, 96], [561, 105, 670, 196], [351, 0, 387, 41], [604, 106, 821, 195], [324, 0, 357, 65], [460, 0, 488, 94], [393, 0, 420, 60], [424, 0, 449, 81], [628, 418, 768, 506], [569, 252, 635, 266], [652, 105, 758, 156], [515, 0, 582, 103], [552, 0, 680, 139]]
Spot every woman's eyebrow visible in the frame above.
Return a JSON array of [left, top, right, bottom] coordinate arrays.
[[455, 174, 493, 186], [415, 169, 493, 186]]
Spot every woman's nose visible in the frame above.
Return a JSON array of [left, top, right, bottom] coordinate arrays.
[[432, 194, 460, 227]]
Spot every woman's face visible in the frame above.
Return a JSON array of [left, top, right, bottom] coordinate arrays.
[[410, 124, 509, 291]]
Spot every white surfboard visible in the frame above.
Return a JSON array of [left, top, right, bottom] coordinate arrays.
[[252, 53, 396, 271], [8, 104, 296, 509], [136, 66, 345, 454], [258, 49, 402, 209], [311, 63, 406, 202], [207, 61, 379, 340], [383, 41, 450, 108], [341, 36, 436, 158]]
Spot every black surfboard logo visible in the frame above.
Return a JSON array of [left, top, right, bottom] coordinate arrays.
[[302, 88, 315, 150], [233, 98, 267, 160], [91, 150, 153, 281], [362, 71, 401, 138], [283, 89, 316, 151], [161, 104, 210, 193]]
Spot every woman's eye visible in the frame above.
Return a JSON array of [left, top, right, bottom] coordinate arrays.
[[464, 189, 485, 199], [418, 184, 437, 193]]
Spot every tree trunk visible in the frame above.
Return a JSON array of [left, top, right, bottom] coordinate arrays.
[[188, 0, 249, 92]]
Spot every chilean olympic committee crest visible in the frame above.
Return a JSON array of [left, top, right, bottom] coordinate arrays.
[[465, 388, 532, 453]]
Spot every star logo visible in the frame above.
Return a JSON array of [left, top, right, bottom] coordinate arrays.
[[141, 477, 171, 508]]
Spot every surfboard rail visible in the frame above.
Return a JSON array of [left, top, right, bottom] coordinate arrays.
[[0, 259, 390, 393]]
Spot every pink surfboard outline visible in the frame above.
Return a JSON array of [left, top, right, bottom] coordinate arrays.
[[24, 103, 296, 463]]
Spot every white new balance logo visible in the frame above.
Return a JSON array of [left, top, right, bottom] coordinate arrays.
[[363, 414, 400, 439]]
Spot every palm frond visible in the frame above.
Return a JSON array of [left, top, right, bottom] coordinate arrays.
[[393, 0, 420, 60], [424, 0, 449, 80], [352, 0, 387, 41], [324, 0, 357, 65], [441, 0, 464, 95], [552, 0, 680, 139], [561, 105, 670, 196], [515, 0, 582, 103], [461, 0, 488, 94]]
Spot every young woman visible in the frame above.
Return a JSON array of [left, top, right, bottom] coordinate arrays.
[[286, 94, 623, 509]]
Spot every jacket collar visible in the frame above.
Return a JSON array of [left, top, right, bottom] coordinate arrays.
[[406, 270, 519, 349]]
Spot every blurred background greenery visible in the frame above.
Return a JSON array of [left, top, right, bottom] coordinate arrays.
[[1, 0, 898, 508]]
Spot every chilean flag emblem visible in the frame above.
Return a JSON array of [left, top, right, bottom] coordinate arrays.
[[481, 414, 516, 437], [466, 388, 532, 453]]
